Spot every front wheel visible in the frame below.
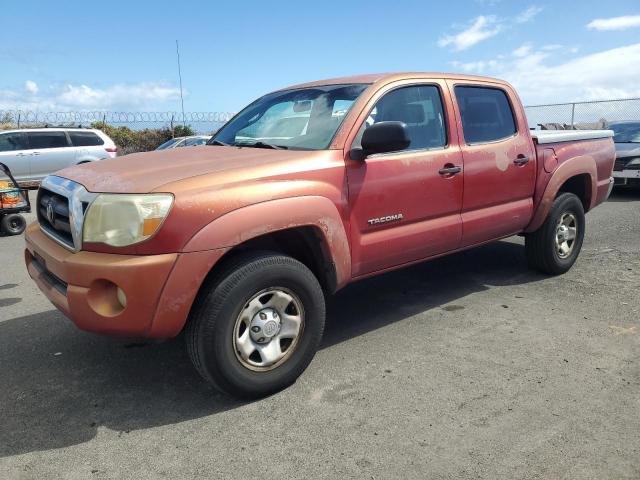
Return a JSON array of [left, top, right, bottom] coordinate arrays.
[[186, 252, 326, 398], [525, 192, 585, 275]]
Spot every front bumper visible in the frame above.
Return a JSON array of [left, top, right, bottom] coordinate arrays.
[[25, 222, 227, 338]]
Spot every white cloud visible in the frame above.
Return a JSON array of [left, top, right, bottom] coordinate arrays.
[[512, 43, 532, 57], [0, 81, 181, 111], [515, 5, 543, 23], [439, 7, 542, 51], [24, 80, 38, 95], [438, 16, 501, 51], [450, 43, 640, 105], [587, 15, 640, 31]]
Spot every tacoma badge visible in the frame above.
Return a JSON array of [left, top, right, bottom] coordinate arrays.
[[367, 213, 404, 225]]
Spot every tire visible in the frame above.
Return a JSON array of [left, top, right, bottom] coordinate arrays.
[[1, 214, 27, 236], [525, 192, 585, 275], [186, 251, 326, 398]]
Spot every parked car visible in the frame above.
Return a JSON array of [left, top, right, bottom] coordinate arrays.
[[0, 128, 117, 186], [609, 122, 640, 187], [24, 73, 615, 398], [155, 135, 211, 150]]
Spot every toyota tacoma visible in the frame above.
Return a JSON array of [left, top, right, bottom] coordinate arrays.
[[25, 73, 616, 398]]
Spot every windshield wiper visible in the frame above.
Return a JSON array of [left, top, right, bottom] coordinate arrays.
[[209, 139, 230, 146], [236, 141, 288, 150]]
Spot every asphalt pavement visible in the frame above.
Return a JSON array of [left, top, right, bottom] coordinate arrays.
[[1, 189, 639, 479]]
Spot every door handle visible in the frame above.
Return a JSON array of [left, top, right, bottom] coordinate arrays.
[[439, 166, 462, 175], [513, 155, 529, 165], [16, 153, 27, 157], [31, 152, 41, 156]]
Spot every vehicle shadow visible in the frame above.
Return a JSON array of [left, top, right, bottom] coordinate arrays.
[[0, 239, 544, 457], [607, 187, 640, 202]]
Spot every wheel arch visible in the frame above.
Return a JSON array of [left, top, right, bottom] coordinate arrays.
[[525, 155, 597, 233], [208, 225, 340, 293], [182, 196, 351, 291]]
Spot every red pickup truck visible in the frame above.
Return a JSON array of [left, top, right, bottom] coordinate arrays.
[[25, 73, 615, 398]]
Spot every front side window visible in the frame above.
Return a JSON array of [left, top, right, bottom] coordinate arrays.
[[0, 133, 27, 152], [354, 85, 447, 151], [455, 86, 516, 144], [212, 84, 368, 150], [69, 131, 104, 147], [27, 131, 69, 149]]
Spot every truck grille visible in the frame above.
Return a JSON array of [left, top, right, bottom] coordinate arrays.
[[38, 188, 74, 248], [614, 158, 626, 171], [37, 176, 96, 251]]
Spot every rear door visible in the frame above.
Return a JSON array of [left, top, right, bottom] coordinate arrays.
[[0, 132, 30, 181], [26, 131, 76, 180], [346, 80, 464, 277], [447, 82, 536, 247]]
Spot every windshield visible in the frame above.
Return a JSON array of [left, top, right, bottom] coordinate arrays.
[[156, 138, 183, 150], [211, 84, 368, 150], [610, 123, 640, 143]]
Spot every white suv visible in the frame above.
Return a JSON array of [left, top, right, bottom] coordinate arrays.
[[0, 128, 117, 184]]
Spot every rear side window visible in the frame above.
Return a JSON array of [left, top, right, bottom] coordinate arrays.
[[27, 131, 69, 149], [0, 133, 27, 152], [455, 86, 516, 143], [69, 131, 104, 147]]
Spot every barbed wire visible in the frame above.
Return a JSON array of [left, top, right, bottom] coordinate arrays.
[[0, 110, 235, 124]]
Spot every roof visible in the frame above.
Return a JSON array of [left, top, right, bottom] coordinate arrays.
[[278, 72, 508, 91], [0, 127, 102, 135]]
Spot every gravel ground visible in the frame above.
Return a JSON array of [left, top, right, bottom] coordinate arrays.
[[0, 189, 639, 480]]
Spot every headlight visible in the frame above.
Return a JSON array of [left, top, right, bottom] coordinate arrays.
[[83, 193, 174, 247]]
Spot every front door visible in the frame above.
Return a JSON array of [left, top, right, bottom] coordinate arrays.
[[346, 82, 464, 277]]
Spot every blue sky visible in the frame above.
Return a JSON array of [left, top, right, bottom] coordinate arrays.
[[1, 0, 639, 113]]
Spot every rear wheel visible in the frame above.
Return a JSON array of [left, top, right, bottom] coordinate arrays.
[[186, 251, 325, 398], [1, 213, 26, 235], [525, 193, 585, 275]]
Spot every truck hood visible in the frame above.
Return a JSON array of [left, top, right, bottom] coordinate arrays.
[[56, 145, 316, 193]]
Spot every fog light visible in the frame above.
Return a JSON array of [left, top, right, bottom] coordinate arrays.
[[116, 287, 127, 308], [86, 280, 126, 317]]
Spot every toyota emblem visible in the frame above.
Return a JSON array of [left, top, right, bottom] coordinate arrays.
[[46, 200, 55, 224]]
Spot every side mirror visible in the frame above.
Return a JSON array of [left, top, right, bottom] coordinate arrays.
[[358, 121, 410, 159]]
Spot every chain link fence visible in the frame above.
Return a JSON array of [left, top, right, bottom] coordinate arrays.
[[524, 98, 640, 130], [0, 110, 235, 135]]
